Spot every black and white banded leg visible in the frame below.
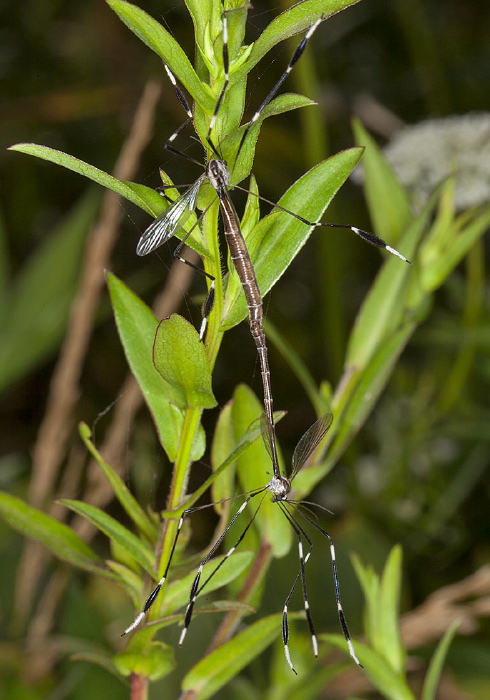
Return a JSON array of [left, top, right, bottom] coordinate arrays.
[[178, 489, 268, 645], [279, 504, 317, 674], [121, 488, 268, 638], [298, 509, 363, 667]]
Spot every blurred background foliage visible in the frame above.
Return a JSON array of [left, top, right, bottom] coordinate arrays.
[[1, 0, 489, 698]]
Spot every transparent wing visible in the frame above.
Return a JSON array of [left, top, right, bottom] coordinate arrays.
[[260, 412, 274, 461], [136, 176, 204, 256], [291, 413, 333, 479]]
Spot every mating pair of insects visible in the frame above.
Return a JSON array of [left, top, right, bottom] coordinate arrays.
[[123, 3, 410, 674]]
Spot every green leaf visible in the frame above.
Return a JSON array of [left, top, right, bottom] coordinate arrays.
[[378, 546, 405, 672], [107, 0, 211, 110], [182, 614, 283, 699], [228, 93, 316, 186], [10, 144, 212, 258], [331, 323, 416, 465], [107, 273, 201, 462], [163, 550, 255, 614], [210, 401, 236, 507], [114, 638, 176, 681], [323, 637, 415, 700], [0, 190, 99, 392], [232, 384, 291, 557], [107, 560, 146, 604], [222, 149, 364, 329], [346, 192, 435, 369], [421, 620, 460, 700], [263, 318, 328, 417], [421, 200, 490, 294], [0, 491, 114, 578], [70, 651, 126, 682], [59, 499, 155, 577], [8, 144, 160, 216], [153, 314, 217, 410], [352, 119, 412, 242], [79, 423, 158, 542], [171, 407, 284, 513], [247, 0, 362, 75]]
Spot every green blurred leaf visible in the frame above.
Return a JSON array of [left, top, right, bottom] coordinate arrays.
[[378, 546, 405, 672], [324, 636, 415, 700], [421, 620, 460, 700], [420, 195, 490, 294], [0, 190, 99, 392], [71, 651, 127, 682], [153, 314, 217, 409], [263, 318, 328, 417], [346, 192, 435, 368], [59, 499, 155, 577], [247, 0, 362, 75], [352, 119, 412, 242], [79, 423, 158, 543], [182, 614, 283, 699], [0, 491, 114, 578]]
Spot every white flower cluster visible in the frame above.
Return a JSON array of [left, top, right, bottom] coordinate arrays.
[[383, 113, 490, 211]]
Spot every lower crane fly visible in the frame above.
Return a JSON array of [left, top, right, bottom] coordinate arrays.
[[122, 412, 363, 673]]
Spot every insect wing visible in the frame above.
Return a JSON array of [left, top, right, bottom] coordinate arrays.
[[136, 178, 203, 256], [260, 413, 275, 461], [291, 413, 333, 478]]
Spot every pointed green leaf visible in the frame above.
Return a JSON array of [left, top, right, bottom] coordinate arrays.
[[232, 384, 290, 557], [153, 314, 217, 409], [182, 614, 283, 699], [346, 192, 435, 369], [247, 0, 362, 74], [9, 144, 161, 215], [323, 637, 415, 700], [59, 499, 155, 577], [222, 149, 364, 329], [107, 0, 211, 110], [163, 550, 254, 613], [0, 491, 115, 578], [228, 93, 316, 185], [353, 119, 412, 242], [378, 546, 405, 672], [0, 191, 99, 391], [107, 273, 199, 462], [210, 402, 236, 507], [421, 620, 460, 700], [79, 423, 157, 543]]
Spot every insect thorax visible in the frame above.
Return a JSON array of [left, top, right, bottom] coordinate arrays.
[[206, 158, 230, 192], [268, 475, 291, 502]]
